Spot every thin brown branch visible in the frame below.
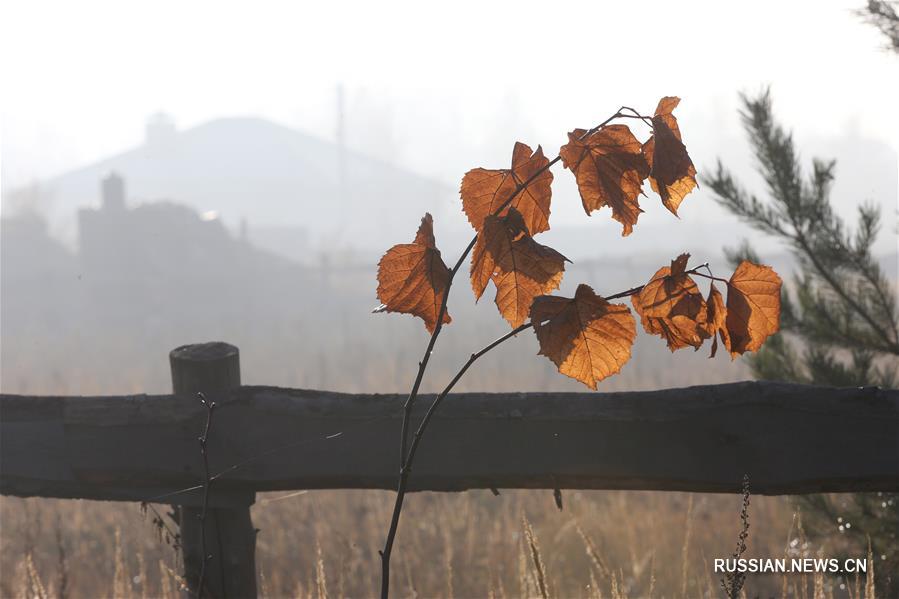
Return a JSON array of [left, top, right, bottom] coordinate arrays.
[[617, 106, 654, 127], [379, 258, 707, 597], [391, 104, 652, 470], [195, 392, 215, 599], [692, 271, 729, 285], [379, 105, 650, 598], [604, 263, 711, 301]]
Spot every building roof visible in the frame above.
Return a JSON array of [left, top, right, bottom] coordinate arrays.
[[40, 116, 453, 254]]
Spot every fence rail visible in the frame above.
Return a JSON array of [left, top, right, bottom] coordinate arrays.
[[3, 382, 899, 503], [2, 342, 897, 598]]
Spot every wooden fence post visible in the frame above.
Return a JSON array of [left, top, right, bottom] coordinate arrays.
[[170, 342, 257, 598]]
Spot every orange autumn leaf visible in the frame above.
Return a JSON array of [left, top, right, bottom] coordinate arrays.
[[560, 124, 650, 236], [531, 284, 636, 389], [704, 282, 730, 358], [632, 253, 709, 351], [470, 207, 567, 328], [376, 213, 452, 333], [642, 96, 697, 216], [632, 253, 692, 318], [726, 260, 782, 355], [461, 142, 553, 235], [639, 314, 708, 352]]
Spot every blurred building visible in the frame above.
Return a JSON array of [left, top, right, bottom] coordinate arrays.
[[36, 114, 453, 262], [72, 172, 314, 319]]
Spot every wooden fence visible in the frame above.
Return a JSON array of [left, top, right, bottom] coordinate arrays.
[[2, 342, 897, 598]]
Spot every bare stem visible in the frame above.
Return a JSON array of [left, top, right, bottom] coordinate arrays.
[[395, 264, 710, 492], [379, 105, 657, 599], [692, 271, 730, 285], [619, 105, 655, 127], [380, 255, 706, 598], [195, 392, 215, 599]]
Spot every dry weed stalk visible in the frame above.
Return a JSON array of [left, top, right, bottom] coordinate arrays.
[[25, 553, 48, 599], [522, 515, 549, 599], [160, 558, 189, 594], [813, 560, 825, 599], [609, 571, 622, 599], [53, 518, 69, 599], [680, 494, 695, 597], [798, 510, 810, 599], [518, 538, 531, 598], [113, 527, 131, 599], [315, 540, 329, 599], [720, 475, 751, 599], [865, 536, 875, 599], [137, 551, 148, 598], [781, 512, 797, 599], [443, 526, 455, 598]]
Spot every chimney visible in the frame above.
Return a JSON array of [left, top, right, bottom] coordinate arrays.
[[239, 216, 248, 243], [101, 172, 126, 211]]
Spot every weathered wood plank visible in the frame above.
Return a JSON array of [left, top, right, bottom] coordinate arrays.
[[1, 381, 897, 500], [169, 341, 257, 599]]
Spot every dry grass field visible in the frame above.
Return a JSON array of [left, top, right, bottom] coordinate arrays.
[[1, 488, 877, 598]]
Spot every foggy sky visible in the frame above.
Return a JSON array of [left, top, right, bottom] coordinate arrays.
[[1, 0, 897, 259]]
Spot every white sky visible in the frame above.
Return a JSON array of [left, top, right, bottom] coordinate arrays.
[[1, 0, 897, 223]]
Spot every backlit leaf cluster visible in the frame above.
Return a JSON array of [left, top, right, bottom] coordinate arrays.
[[376, 98, 782, 388]]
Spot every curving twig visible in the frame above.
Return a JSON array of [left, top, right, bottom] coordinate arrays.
[[379, 105, 656, 598], [195, 392, 216, 599], [379, 256, 711, 599]]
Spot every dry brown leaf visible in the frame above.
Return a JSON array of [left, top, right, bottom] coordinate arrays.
[[560, 125, 650, 236], [376, 213, 452, 333], [639, 314, 706, 352], [531, 284, 636, 389], [726, 260, 782, 355], [704, 282, 731, 358], [632, 253, 709, 351], [642, 96, 697, 216], [633, 253, 692, 317], [471, 207, 567, 328], [461, 142, 553, 235]]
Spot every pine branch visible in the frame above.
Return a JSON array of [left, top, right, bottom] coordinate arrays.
[[705, 90, 899, 361]]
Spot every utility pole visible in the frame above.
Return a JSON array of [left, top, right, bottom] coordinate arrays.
[[336, 83, 347, 219]]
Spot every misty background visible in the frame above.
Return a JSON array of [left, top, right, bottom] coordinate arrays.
[[1, 0, 897, 396]]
